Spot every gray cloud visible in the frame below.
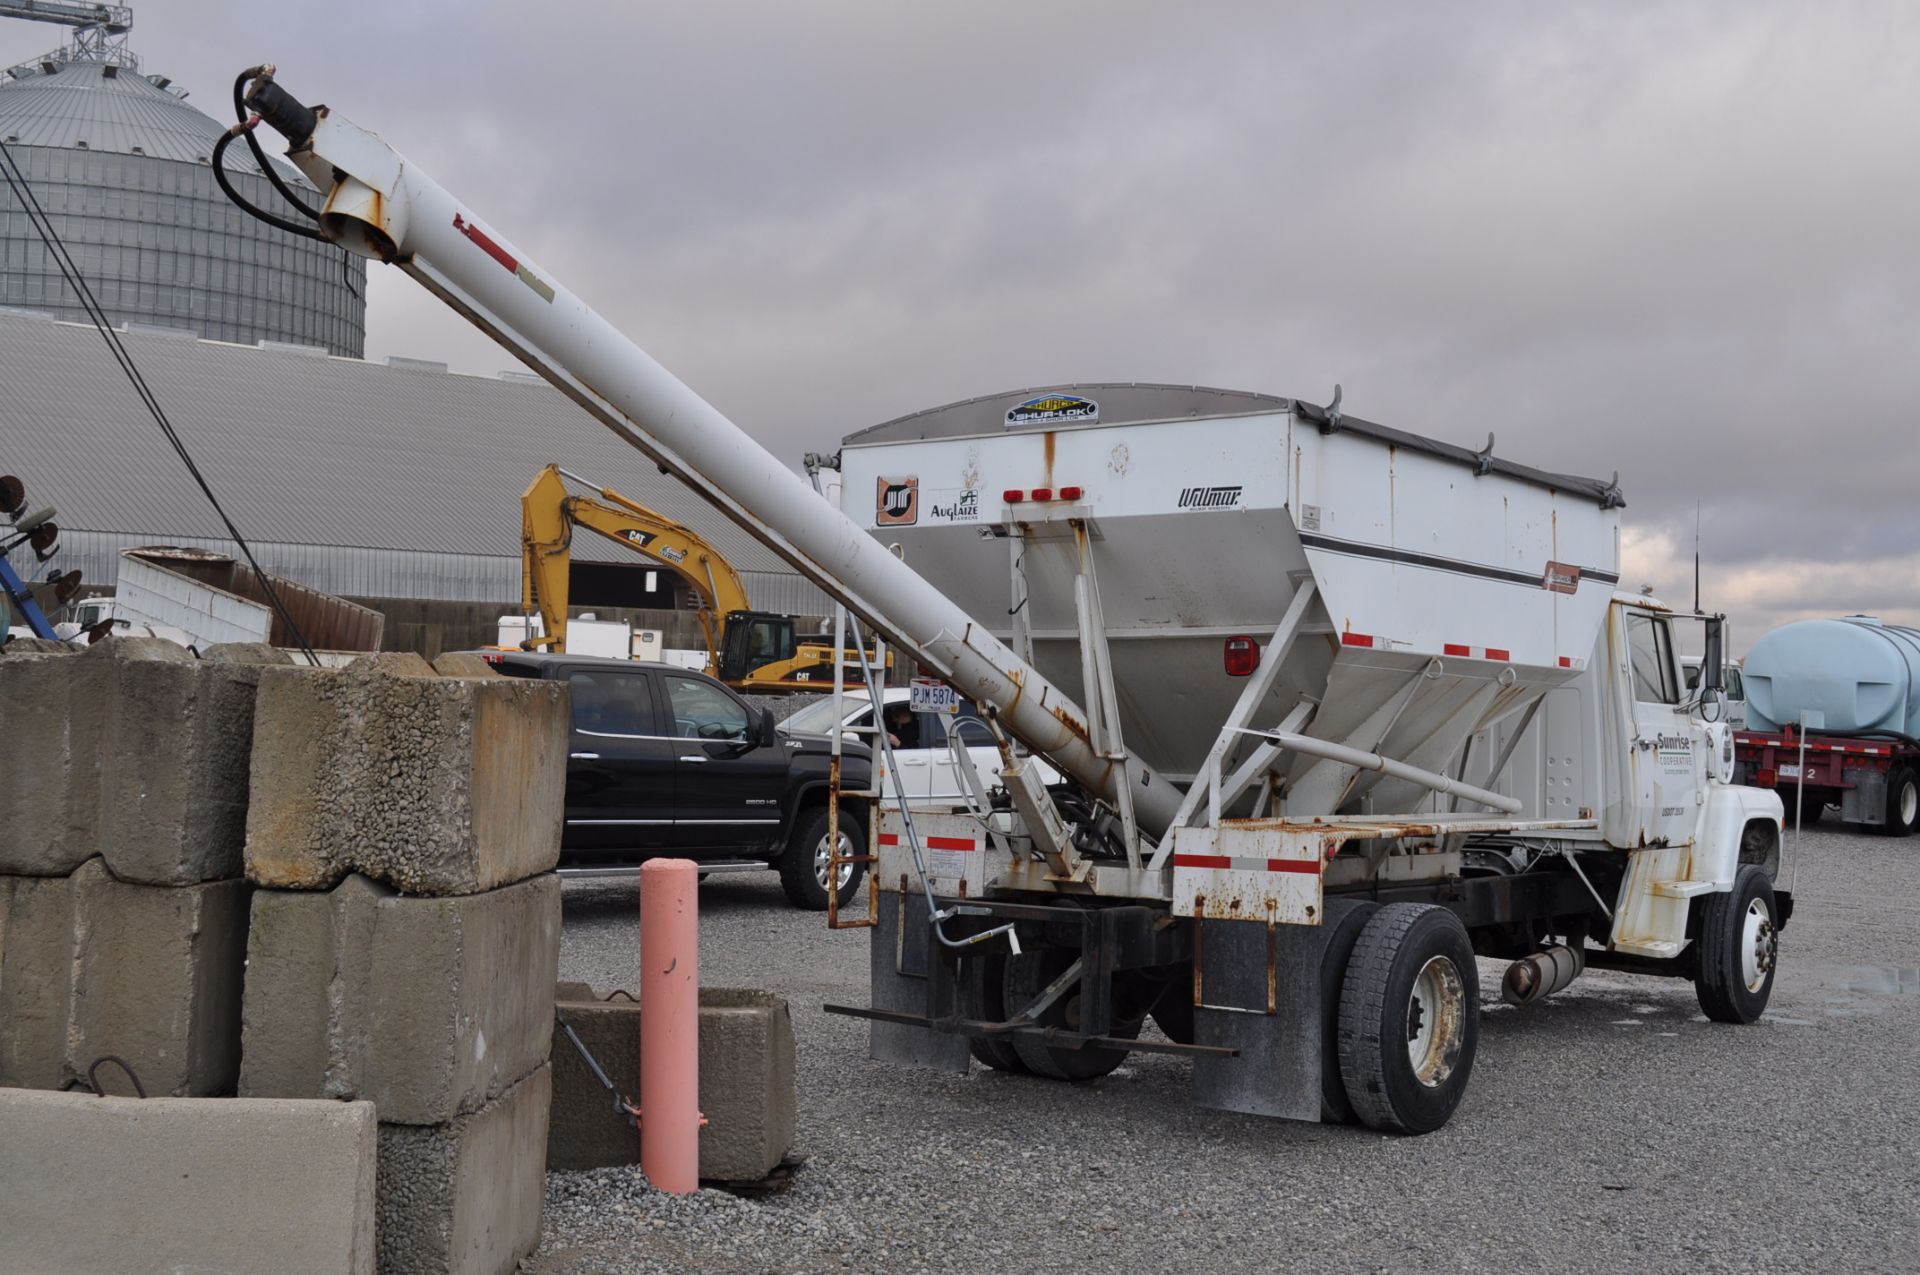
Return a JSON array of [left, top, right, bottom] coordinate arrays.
[[14, 0, 1919, 637]]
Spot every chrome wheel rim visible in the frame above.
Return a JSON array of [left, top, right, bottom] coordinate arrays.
[[814, 829, 856, 891], [1406, 955, 1467, 1088], [1740, 897, 1776, 992]]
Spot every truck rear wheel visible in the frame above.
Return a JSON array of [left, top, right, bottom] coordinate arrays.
[[1318, 901, 1379, 1124], [1693, 865, 1777, 1023], [1001, 947, 1144, 1081], [1336, 903, 1478, 1135], [1880, 767, 1919, 838], [778, 806, 866, 910], [957, 951, 1028, 1074]]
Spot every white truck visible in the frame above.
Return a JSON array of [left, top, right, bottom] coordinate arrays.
[[231, 70, 1789, 1135]]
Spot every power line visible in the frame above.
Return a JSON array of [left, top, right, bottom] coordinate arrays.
[[0, 136, 321, 665]]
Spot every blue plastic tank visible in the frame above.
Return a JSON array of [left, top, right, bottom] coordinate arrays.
[[1744, 616, 1920, 735]]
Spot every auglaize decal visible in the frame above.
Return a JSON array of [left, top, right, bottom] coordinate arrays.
[[876, 477, 919, 526], [1006, 394, 1099, 427], [926, 488, 982, 523]]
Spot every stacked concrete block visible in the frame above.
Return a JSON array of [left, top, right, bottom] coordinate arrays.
[[240, 872, 561, 1123], [0, 1088, 377, 1274], [549, 982, 797, 1181], [245, 650, 569, 894], [0, 638, 276, 1096], [239, 654, 567, 1274]]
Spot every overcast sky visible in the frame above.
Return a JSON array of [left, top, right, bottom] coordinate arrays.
[[18, 1, 1919, 647]]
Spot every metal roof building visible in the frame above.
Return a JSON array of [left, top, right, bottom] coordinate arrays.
[[0, 308, 830, 622], [0, 11, 367, 354]]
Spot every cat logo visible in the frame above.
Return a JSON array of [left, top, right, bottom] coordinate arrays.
[[1006, 394, 1099, 427], [621, 530, 657, 548], [876, 477, 919, 526]]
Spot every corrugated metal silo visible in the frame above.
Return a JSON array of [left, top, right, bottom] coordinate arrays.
[[0, 23, 367, 355]]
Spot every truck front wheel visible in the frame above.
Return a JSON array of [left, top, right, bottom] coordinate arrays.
[[778, 806, 866, 910], [1693, 865, 1777, 1023], [1336, 903, 1479, 1135]]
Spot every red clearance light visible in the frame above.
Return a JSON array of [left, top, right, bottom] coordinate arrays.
[[1224, 635, 1261, 677], [1002, 489, 1025, 503], [1059, 485, 1084, 501], [1340, 632, 1374, 648], [1030, 487, 1054, 501]]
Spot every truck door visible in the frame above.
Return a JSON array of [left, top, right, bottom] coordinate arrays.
[[663, 674, 788, 852], [1624, 612, 1700, 847], [563, 667, 675, 854]]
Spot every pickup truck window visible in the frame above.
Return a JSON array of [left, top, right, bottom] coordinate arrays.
[[667, 676, 751, 741], [567, 669, 658, 736]]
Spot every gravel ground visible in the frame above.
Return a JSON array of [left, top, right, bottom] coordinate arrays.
[[527, 826, 1920, 1274]]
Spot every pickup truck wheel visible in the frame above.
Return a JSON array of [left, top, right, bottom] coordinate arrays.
[[1694, 865, 1777, 1023], [1002, 947, 1144, 1081], [778, 807, 866, 911], [1879, 768, 1919, 838], [1336, 903, 1478, 1135], [957, 952, 1029, 1074]]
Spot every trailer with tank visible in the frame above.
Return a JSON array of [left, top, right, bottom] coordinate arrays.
[[1733, 615, 1920, 835], [227, 68, 1791, 1134]]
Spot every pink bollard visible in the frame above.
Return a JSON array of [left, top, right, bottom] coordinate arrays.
[[639, 858, 700, 1194]]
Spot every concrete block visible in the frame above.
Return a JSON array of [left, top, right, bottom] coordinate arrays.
[[245, 657, 569, 894], [549, 984, 796, 1181], [101, 639, 291, 886], [0, 871, 76, 1088], [432, 650, 498, 678], [0, 635, 73, 653], [67, 857, 250, 1096], [379, 1062, 550, 1275], [242, 872, 560, 1125], [0, 1086, 376, 1274], [0, 636, 105, 876]]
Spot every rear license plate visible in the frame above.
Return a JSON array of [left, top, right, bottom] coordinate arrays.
[[1778, 764, 1801, 779]]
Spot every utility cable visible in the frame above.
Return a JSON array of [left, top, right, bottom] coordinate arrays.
[[0, 138, 321, 665]]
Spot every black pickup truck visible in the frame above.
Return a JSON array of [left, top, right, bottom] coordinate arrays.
[[478, 650, 870, 909]]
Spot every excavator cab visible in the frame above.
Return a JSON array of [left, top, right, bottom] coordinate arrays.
[[718, 611, 800, 683]]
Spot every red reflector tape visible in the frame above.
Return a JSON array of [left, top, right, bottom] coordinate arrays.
[[878, 834, 900, 846], [1265, 858, 1322, 875], [1172, 854, 1232, 870], [1485, 648, 1511, 662], [1341, 632, 1374, 648], [925, 836, 977, 852], [454, 212, 517, 273], [1443, 643, 1471, 657]]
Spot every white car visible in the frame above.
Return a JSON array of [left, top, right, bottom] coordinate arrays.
[[779, 687, 1062, 803]]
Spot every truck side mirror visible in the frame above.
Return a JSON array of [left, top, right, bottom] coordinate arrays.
[[758, 706, 779, 749], [1701, 618, 1726, 695]]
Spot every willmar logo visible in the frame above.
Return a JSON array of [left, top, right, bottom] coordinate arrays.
[[1006, 394, 1099, 427], [1178, 485, 1243, 510], [876, 477, 919, 526]]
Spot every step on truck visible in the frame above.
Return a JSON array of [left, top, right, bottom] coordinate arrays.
[[231, 71, 1790, 1134]]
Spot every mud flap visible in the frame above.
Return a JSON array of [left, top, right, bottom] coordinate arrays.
[[868, 887, 970, 1073], [1190, 897, 1370, 1121]]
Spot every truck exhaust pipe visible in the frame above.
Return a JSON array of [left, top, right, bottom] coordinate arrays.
[[1502, 945, 1584, 1006]]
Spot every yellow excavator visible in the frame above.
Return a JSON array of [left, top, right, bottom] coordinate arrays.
[[518, 464, 886, 691]]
